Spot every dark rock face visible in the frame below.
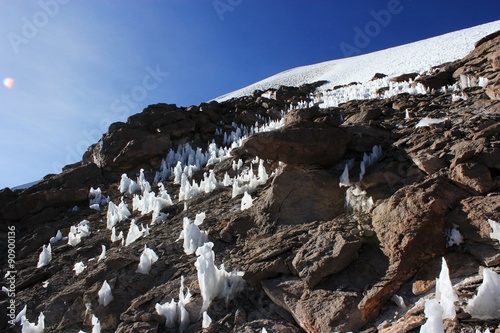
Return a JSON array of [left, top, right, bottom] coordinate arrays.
[[2, 32, 500, 333], [258, 166, 345, 226], [242, 123, 352, 167]]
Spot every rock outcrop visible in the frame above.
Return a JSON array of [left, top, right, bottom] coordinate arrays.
[[1, 32, 500, 333]]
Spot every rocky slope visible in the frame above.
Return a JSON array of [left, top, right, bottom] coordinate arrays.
[[1, 31, 500, 333]]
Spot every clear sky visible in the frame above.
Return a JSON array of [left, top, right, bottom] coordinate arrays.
[[1, 0, 499, 189]]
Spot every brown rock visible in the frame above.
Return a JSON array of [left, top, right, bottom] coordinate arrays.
[[242, 123, 352, 167], [372, 177, 467, 267], [283, 107, 322, 127], [473, 122, 500, 140], [478, 147, 500, 169], [346, 125, 390, 152], [292, 225, 362, 288], [371, 73, 387, 81], [257, 166, 345, 226], [466, 241, 500, 266], [450, 162, 493, 195], [346, 106, 383, 124], [391, 73, 419, 83], [485, 84, 500, 100], [416, 68, 456, 90], [2, 187, 88, 221], [21, 162, 104, 195], [243, 222, 317, 266], [412, 253, 478, 295], [86, 126, 172, 179], [244, 258, 290, 286], [262, 277, 361, 333], [449, 139, 486, 168], [412, 280, 436, 296], [447, 195, 500, 242], [115, 321, 159, 333], [490, 53, 500, 70], [410, 149, 448, 174], [362, 177, 468, 320]]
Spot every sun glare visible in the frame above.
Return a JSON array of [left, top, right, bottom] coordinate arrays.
[[3, 78, 15, 89]]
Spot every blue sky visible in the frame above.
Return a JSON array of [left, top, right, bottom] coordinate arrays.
[[1, 0, 499, 188]]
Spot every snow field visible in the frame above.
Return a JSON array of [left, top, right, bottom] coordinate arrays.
[[216, 20, 500, 102]]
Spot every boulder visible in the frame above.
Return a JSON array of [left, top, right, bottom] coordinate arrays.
[[262, 277, 361, 333], [391, 73, 419, 83], [283, 107, 323, 127], [372, 177, 468, 265], [242, 123, 352, 167], [450, 162, 493, 195], [292, 219, 362, 288], [371, 73, 387, 80], [115, 322, 159, 333], [449, 138, 486, 168], [345, 105, 383, 124], [256, 166, 345, 226], [361, 177, 468, 320], [478, 148, 500, 170], [410, 149, 448, 174], [415, 67, 456, 90], [473, 123, 500, 140], [85, 126, 171, 179], [446, 194, 500, 242]]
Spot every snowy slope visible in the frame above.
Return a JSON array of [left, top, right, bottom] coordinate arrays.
[[216, 20, 500, 102]]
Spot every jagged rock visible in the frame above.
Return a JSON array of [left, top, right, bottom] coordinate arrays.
[[2, 187, 88, 222], [345, 105, 383, 124], [345, 125, 389, 152], [85, 125, 172, 179], [115, 321, 159, 333], [1, 163, 103, 226], [242, 123, 352, 167], [242, 222, 317, 269], [449, 138, 486, 168], [450, 162, 493, 195], [373, 177, 469, 265], [377, 299, 425, 333], [410, 149, 448, 174], [4, 29, 500, 333], [292, 219, 362, 288], [262, 277, 361, 333], [362, 177, 468, 321], [447, 194, 500, 242], [244, 258, 290, 286], [24, 162, 104, 195], [416, 64, 457, 90], [473, 123, 500, 140], [466, 241, 500, 267], [359, 161, 406, 193], [478, 147, 500, 169], [412, 253, 478, 295], [234, 319, 302, 333], [256, 166, 345, 226], [371, 73, 387, 80], [391, 72, 419, 83], [283, 107, 323, 126]]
